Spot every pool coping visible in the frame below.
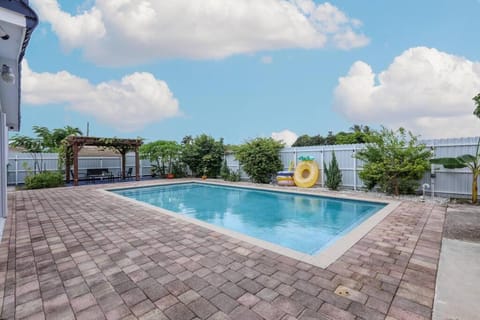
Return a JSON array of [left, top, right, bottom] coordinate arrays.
[[102, 180, 400, 269]]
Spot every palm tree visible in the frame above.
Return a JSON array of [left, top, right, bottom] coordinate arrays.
[[473, 93, 480, 118], [32, 126, 82, 152], [10, 126, 82, 173]]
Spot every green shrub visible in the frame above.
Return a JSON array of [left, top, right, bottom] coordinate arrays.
[[220, 158, 241, 181], [226, 170, 241, 182], [220, 158, 230, 180], [24, 171, 64, 189], [140, 140, 181, 176], [172, 161, 188, 178], [181, 134, 224, 177], [235, 138, 284, 183], [355, 127, 431, 195], [324, 151, 342, 190]]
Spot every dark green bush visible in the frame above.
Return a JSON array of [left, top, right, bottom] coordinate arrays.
[[220, 158, 230, 180], [220, 158, 241, 181], [324, 151, 342, 190], [355, 127, 431, 195], [140, 140, 181, 176], [226, 170, 241, 182], [24, 171, 64, 189], [181, 134, 224, 177], [172, 161, 188, 178], [235, 138, 284, 183]]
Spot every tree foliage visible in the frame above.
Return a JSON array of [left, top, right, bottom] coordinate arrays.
[[336, 125, 374, 145], [10, 126, 82, 173], [355, 127, 431, 195], [293, 134, 328, 147], [97, 137, 143, 154], [220, 157, 241, 182], [36, 126, 83, 151], [181, 134, 224, 177], [324, 151, 342, 190], [10, 126, 82, 153], [235, 138, 284, 183], [473, 93, 480, 118], [140, 140, 181, 176], [292, 125, 375, 146]]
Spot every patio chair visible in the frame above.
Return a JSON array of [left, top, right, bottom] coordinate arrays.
[[117, 168, 133, 181], [126, 167, 133, 180]]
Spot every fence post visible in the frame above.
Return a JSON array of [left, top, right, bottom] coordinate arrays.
[[15, 155, 18, 186], [431, 142, 435, 199], [353, 146, 357, 191], [293, 148, 297, 167], [320, 149, 324, 187]]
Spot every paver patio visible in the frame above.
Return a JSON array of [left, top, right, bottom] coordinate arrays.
[[0, 181, 445, 320]]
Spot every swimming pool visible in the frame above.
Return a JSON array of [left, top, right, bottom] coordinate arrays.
[[111, 182, 386, 256]]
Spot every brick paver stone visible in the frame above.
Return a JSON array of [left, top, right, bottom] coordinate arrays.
[[0, 182, 445, 320]]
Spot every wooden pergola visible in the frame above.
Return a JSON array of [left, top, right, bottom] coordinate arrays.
[[65, 136, 143, 186]]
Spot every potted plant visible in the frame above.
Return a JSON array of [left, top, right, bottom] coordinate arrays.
[[167, 173, 174, 179], [202, 167, 207, 180]]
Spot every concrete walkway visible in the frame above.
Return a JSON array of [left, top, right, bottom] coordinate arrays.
[[433, 239, 480, 320], [433, 204, 480, 320]]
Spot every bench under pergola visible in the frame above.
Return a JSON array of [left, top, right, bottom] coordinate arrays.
[[65, 136, 143, 186]]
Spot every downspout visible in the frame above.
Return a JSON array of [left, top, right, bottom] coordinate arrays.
[[0, 113, 7, 217]]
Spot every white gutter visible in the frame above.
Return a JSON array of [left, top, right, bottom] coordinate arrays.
[[0, 112, 7, 218]]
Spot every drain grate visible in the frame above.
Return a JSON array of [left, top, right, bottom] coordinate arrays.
[[334, 285, 351, 297]]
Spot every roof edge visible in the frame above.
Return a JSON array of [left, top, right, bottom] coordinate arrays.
[[0, 0, 38, 131]]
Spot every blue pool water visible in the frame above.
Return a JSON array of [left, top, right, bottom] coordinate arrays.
[[112, 183, 385, 255]]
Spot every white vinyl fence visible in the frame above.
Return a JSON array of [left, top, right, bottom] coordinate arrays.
[[7, 152, 154, 185], [225, 136, 480, 198], [7, 136, 479, 198]]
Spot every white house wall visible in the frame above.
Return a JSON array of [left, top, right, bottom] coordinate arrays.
[[0, 1, 38, 218], [0, 6, 27, 131], [0, 56, 20, 130]]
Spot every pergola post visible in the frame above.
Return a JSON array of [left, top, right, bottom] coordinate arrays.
[[65, 147, 71, 183], [121, 152, 126, 180], [73, 143, 79, 186], [135, 146, 140, 181]]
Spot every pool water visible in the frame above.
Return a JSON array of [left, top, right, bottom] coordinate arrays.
[[112, 183, 385, 255]]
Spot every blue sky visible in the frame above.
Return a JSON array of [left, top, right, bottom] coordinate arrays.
[[16, 0, 480, 145]]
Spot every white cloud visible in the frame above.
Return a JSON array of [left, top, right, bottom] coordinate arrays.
[[33, 0, 106, 51], [272, 129, 298, 146], [261, 56, 273, 64], [22, 61, 181, 131], [333, 47, 480, 138], [31, 0, 369, 65]]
